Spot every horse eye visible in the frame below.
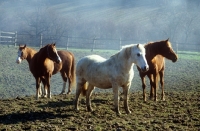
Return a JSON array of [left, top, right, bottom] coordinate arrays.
[[137, 53, 140, 57]]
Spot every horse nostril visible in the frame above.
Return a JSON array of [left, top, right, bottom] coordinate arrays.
[[145, 65, 149, 71]]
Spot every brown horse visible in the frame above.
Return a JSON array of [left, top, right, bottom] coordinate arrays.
[[16, 43, 76, 97], [26, 43, 62, 99], [137, 39, 178, 101]]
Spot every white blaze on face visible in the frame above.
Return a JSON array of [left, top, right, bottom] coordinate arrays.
[[16, 50, 22, 64], [54, 48, 62, 63]]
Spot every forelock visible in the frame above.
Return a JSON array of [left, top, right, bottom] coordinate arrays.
[[137, 44, 145, 53]]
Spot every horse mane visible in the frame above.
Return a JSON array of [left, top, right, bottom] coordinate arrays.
[[144, 39, 171, 56], [146, 39, 171, 48], [110, 44, 136, 59], [38, 44, 50, 52]]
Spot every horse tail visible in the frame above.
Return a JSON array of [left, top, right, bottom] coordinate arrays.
[[70, 53, 76, 88], [82, 82, 88, 96]]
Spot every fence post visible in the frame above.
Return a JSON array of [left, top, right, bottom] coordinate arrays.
[[40, 33, 43, 48], [66, 36, 69, 50], [0, 31, 1, 44], [14, 31, 17, 47], [91, 37, 96, 52], [176, 43, 178, 54]]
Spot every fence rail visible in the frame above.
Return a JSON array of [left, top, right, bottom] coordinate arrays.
[[0, 31, 200, 53], [0, 31, 17, 46]]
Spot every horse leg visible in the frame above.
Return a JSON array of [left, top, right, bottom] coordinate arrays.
[[140, 74, 146, 101], [123, 84, 131, 114], [74, 81, 86, 111], [67, 74, 72, 94], [86, 83, 95, 112], [148, 74, 154, 100], [153, 73, 158, 101], [60, 71, 67, 94], [159, 70, 165, 101], [112, 83, 120, 115], [38, 82, 43, 96], [41, 78, 47, 98], [45, 75, 52, 99], [35, 77, 41, 100]]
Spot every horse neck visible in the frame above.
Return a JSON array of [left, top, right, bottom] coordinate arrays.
[[37, 46, 48, 61], [113, 50, 134, 73], [146, 42, 163, 59], [26, 47, 37, 65]]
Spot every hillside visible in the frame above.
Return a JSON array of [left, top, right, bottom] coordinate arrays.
[[1, 0, 200, 45]]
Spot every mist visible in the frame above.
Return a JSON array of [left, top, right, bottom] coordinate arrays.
[[0, 0, 200, 50]]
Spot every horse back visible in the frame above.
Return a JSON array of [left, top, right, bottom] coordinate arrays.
[[76, 55, 110, 85], [52, 50, 74, 74]]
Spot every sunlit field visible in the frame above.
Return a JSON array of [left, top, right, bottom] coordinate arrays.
[[0, 44, 199, 130]]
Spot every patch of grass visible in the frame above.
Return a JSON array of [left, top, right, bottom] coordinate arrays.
[[0, 44, 199, 98]]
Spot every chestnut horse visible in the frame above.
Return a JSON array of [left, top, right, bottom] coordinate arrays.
[[22, 43, 62, 99], [74, 44, 149, 115], [16, 43, 76, 97], [137, 39, 178, 101]]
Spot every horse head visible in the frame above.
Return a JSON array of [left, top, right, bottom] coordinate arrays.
[[133, 44, 149, 72], [161, 39, 178, 63], [16, 44, 27, 64], [46, 43, 62, 64]]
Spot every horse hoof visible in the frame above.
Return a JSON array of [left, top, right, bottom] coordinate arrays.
[[87, 107, 93, 112], [116, 112, 121, 116], [59, 92, 66, 95], [43, 95, 47, 98], [126, 110, 131, 114], [162, 98, 166, 101], [74, 107, 79, 112]]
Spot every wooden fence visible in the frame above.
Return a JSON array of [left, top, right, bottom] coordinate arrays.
[[0, 31, 17, 47], [0, 32, 199, 53]]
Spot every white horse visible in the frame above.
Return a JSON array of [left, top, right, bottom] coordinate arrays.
[[74, 44, 149, 115]]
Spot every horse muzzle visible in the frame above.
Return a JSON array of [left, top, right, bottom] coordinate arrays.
[[55, 57, 62, 64], [172, 56, 178, 62], [141, 65, 149, 72], [16, 58, 22, 64]]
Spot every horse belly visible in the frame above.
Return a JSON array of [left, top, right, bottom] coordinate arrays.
[[87, 76, 112, 89], [53, 62, 62, 74], [76, 55, 112, 89]]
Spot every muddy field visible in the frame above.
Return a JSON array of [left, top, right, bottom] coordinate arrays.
[[0, 45, 199, 130], [0, 91, 199, 131]]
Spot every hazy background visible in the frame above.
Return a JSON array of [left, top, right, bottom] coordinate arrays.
[[0, 0, 200, 99], [0, 0, 200, 49]]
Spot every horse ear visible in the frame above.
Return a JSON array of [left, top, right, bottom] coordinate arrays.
[[166, 38, 169, 41], [53, 42, 56, 46], [137, 44, 139, 48], [24, 44, 26, 48]]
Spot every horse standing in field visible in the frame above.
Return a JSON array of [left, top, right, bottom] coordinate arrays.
[[137, 39, 178, 102], [16, 43, 76, 98], [24, 43, 62, 99], [74, 44, 149, 115]]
